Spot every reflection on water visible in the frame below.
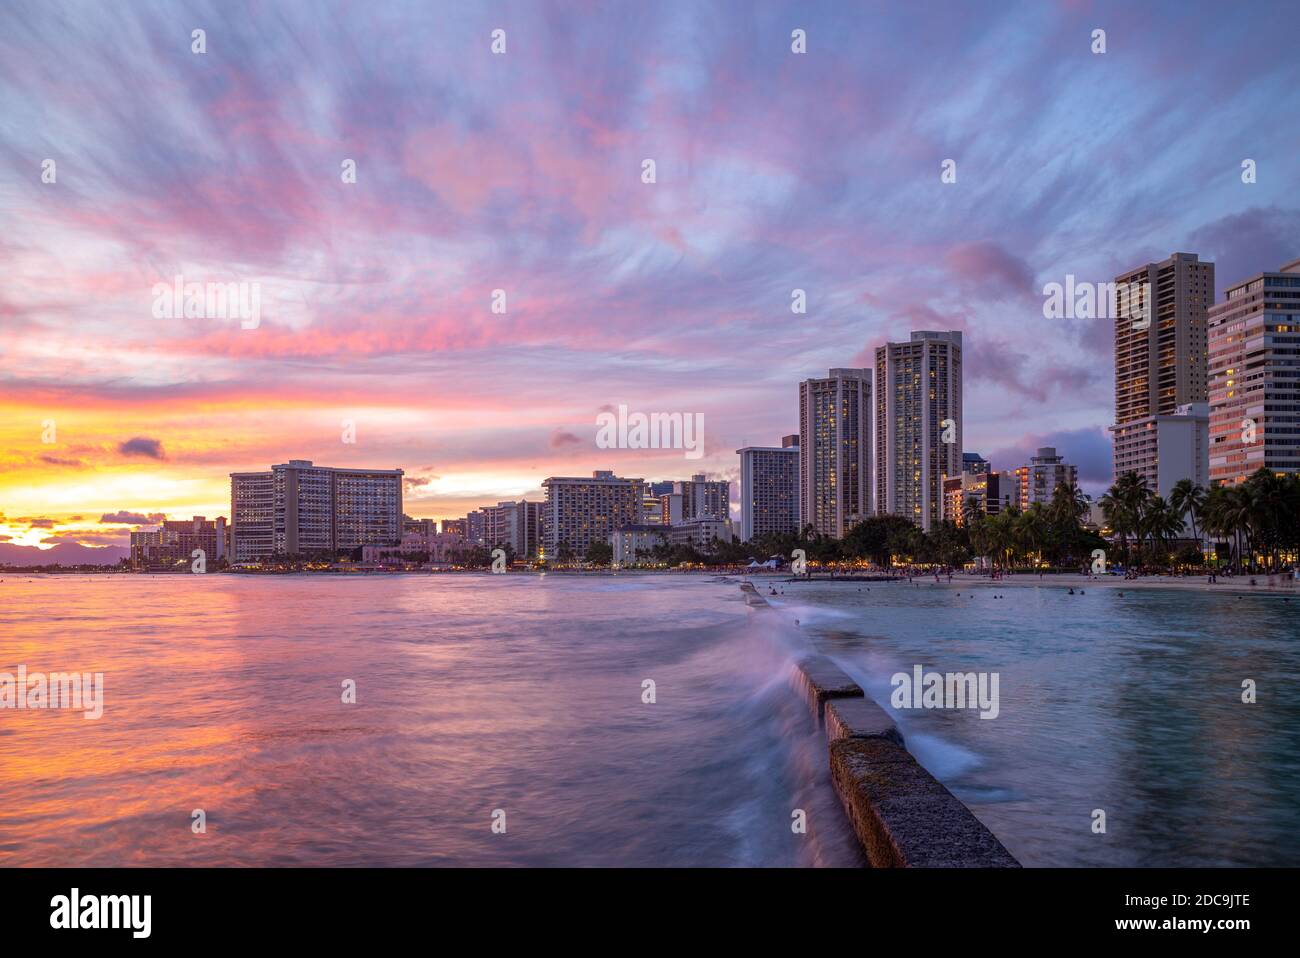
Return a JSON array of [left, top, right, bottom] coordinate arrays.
[[770, 580, 1300, 867], [0, 574, 862, 867]]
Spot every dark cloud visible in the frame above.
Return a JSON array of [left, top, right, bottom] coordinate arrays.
[[99, 511, 166, 525], [38, 454, 86, 468], [1187, 207, 1300, 297], [944, 242, 1036, 301], [118, 437, 166, 459], [549, 429, 583, 448]]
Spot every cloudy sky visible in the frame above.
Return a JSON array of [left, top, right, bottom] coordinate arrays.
[[2, 0, 1298, 553]]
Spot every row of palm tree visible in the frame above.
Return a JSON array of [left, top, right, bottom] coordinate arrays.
[[1100, 468, 1300, 573], [963, 482, 1103, 570]]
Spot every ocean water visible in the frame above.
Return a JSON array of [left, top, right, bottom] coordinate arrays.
[[3, 573, 1297, 868], [769, 578, 1300, 867], [0, 574, 861, 867]]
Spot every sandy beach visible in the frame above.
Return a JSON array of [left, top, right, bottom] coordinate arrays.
[[941, 571, 1300, 595]]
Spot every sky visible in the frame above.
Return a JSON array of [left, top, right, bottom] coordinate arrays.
[[2, 0, 1298, 555]]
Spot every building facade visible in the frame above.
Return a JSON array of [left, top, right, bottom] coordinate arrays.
[[542, 470, 644, 558], [1010, 447, 1078, 511], [874, 331, 962, 531], [737, 435, 800, 542], [941, 472, 1018, 526], [799, 368, 872, 538], [1207, 257, 1300, 485], [611, 525, 667, 566], [1111, 252, 1214, 484], [1111, 402, 1210, 498], [131, 517, 228, 568], [479, 499, 545, 558], [230, 460, 403, 560]]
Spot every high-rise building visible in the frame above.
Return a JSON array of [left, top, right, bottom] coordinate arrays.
[[737, 435, 800, 542], [230, 471, 275, 561], [874, 331, 962, 531], [542, 470, 644, 558], [1111, 252, 1214, 484], [441, 518, 466, 537], [464, 510, 487, 547], [961, 452, 989, 476], [1207, 257, 1300, 485], [480, 499, 545, 557], [681, 474, 730, 521], [1010, 447, 1079, 511], [799, 368, 872, 537], [230, 460, 403, 560]]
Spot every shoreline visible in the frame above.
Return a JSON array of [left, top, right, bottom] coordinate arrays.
[[895, 571, 1300, 596]]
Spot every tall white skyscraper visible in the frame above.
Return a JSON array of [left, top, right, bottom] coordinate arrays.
[[874, 331, 962, 531], [799, 369, 872, 538], [737, 434, 800, 542]]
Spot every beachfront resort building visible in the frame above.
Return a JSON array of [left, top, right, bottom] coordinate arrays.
[[230, 460, 403, 560], [1207, 256, 1300, 485], [1111, 403, 1210, 499], [874, 331, 963, 532], [737, 435, 800, 542], [478, 499, 545, 558], [543, 470, 645, 558], [1110, 252, 1214, 487], [799, 368, 872, 538]]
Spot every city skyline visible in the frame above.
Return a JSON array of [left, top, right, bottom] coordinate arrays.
[[3, 1, 1300, 559]]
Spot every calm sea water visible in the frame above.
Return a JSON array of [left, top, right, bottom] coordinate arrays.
[[0, 574, 860, 867], [2, 574, 1296, 867], [771, 578, 1300, 867]]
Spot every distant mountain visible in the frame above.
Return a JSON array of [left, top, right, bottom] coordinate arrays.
[[0, 542, 129, 567]]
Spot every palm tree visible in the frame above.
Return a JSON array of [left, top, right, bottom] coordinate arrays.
[[1169, 479, 1206, 548], [1140, 496, 1184, 566]]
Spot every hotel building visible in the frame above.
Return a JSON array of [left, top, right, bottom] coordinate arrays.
[[1111, 402, 1210, 498], [130, 516, 227, 568], [1110, 252, 1214, 486], [655, 474, 730, 525], [874, 331, 962, 532], [542, 470, 644, 558], [1207, 257, 1300, 485], [230, 471, 275, 561], [230, 460, 403, 559], [1010, 447, 1078, 511], [737, 434, 800, 542], [611, 525, 667, 566], [480, 499, 545, 558], [799, 368, 872, 538]]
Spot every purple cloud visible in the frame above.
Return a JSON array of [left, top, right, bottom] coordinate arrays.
[[118, 437, 166, 460]]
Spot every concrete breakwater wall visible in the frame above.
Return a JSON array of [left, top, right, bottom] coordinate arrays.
[[744, 584, 1018, 867]]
